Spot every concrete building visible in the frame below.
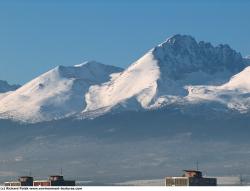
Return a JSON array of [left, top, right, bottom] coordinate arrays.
[[5, 175, 75, 186], [165, 170, 217, 186], [4, 181, 21, 186], [18, 176, 34, 186], [33, 175, 75, 186], [5, 176, 33, 186]]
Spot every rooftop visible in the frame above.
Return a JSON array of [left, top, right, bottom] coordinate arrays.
[[183, 169, 202, 173]]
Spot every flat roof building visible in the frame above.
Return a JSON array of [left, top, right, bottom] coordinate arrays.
[[165, 170, 217, 186], [4, 181, 21, 186], [5, 175, 75, 187]]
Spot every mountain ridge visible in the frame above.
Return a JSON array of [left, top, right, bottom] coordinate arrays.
[[1, 34, 250, 123]]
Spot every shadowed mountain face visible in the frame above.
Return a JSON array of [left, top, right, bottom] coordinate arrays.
[[0, 80, 20, 93], [153, 35, 245, 78]]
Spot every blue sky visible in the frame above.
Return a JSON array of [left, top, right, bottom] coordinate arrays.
[[1, 0, 250, 84]]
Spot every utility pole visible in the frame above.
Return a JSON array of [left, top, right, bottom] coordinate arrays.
[[196, 161, 199, 171], [240, 174, 243, 186], [60, 168, 63, 175]]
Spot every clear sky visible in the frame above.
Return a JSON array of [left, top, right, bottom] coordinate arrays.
[[1, 0, 250, 84]]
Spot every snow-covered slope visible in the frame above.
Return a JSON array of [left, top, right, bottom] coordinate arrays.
[[85, 51, 160, 112], [187, 66, 250, 113], [84, 34, 247, 116], [0, 61, 122, 122]]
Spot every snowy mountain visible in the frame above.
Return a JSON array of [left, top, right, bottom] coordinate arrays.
[[84, 34, 248, 116], [0, 34, 250, 122], [0, 61, 122, 122]]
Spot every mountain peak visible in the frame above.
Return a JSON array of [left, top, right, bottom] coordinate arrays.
[[152, 34, 245, 79], [75, 60, 106, 67], [57, 60, 106, 71], [162, 34, 196, 46], [53, 61, 123, 82]]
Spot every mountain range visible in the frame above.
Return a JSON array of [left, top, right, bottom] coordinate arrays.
[[0, 34, 250, 123]]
